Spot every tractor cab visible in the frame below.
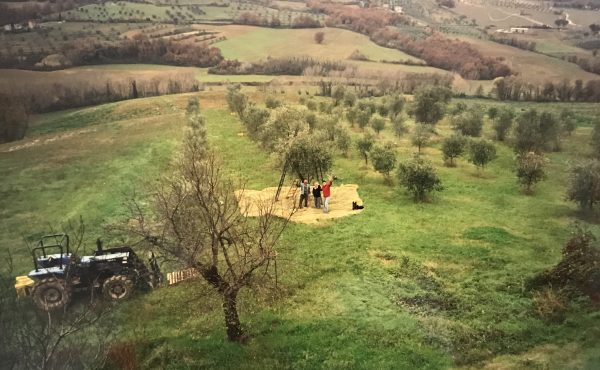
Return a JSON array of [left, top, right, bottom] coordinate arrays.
[[28, 234, 72, 279]]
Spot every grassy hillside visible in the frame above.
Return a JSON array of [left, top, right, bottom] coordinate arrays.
[[455, 35, 599, 84], [1, 92, 599, 368], [212, 26, 424, 64]]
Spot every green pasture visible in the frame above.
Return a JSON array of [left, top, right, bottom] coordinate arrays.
[[212, 26, 424, 64], [0, 93, 599, 368]]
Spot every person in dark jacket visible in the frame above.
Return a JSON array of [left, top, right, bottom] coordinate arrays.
[[299, 179, 309, 209], [312, 181, 322, 208]]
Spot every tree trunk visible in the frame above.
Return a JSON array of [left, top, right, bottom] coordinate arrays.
[[222, 290, 243, 342]]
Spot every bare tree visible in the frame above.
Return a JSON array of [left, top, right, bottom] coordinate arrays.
[[123, 108, 293, 342]]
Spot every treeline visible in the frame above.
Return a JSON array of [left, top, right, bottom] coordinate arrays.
[[564, 55, 600, 75], [494, 76, 600, 102], [63, 34, 223, 68], [307, 1, 512, 80], [308, 1, 410, 34], [488, 35, 536, 51], [234, 12, 322, 28], [0, 34, 224, 70], [312, 70, 453, 96], [372, 32, 512, 80], [3, 71, 200, 113], [208, 57, 346, 76]]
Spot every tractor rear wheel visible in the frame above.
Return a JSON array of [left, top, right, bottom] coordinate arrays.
[[32, 278, 71, 311], [102, 275, 134, 301]]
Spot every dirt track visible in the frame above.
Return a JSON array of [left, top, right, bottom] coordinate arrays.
[[235, 184, 364, 225]]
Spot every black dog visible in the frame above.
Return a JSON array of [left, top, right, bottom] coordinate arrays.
[[352, 201, 364, 210]]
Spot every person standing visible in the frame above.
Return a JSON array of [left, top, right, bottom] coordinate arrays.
[[299, 179, 309, 209], [312, 181, 322, 208], [322, 179, 332, 213]]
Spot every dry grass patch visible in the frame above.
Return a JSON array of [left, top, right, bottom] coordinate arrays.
[[236, 184, 364, 225]]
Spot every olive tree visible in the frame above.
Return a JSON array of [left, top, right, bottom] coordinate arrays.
[[397, 155, 443, 202], [411, 124, 432, 154], [410, 86, 452, 125], [468, 139, 497, 170], [441, 134, 467, 166], [259, 106, 309, 151], [371, 143, 397, 183], [282, 131, 334, 182], [560, 108, 577, 136], [356, 106, 372, 130], [391, 114, 408, 137], [566, 159, 600, 211], [335, 126, 352, 157], [331, 85, 346, 106], [226, 84, 247, 118], [387, 94, 405, 118], [451, 108, 484, 137], [370, 113, 386, 134], [343, 91, 357, 107], [356, 130, 375, 165], [493, 107, 515, 141], [516, 152, 547, 193], [241, 105, 270, 139]]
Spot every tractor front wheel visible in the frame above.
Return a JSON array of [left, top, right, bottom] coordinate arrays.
[[32, 278, 71, 311], [102, 275, 134, 302]]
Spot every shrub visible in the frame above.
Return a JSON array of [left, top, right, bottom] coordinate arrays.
[[468, 139, 497, 170], [441, 134, 467, 166], [527, 227, 600, 306], [532, 288, 568, 323], [265, 96, 282, 109], [397, 155, 443, 202], [348, 49, 369, 61], [314, 31, 325, 44]]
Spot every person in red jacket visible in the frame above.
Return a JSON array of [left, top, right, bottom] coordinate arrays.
[[322, 179, 332, 213]]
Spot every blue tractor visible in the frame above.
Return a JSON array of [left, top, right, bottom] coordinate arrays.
[[17, 234, 162, 311]]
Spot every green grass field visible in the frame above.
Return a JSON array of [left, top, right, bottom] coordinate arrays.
[[212, 26, 424, 64], [1, 91, 599, 368]]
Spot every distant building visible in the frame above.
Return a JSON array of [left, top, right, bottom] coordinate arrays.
[[510, 27, 528, 33]]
